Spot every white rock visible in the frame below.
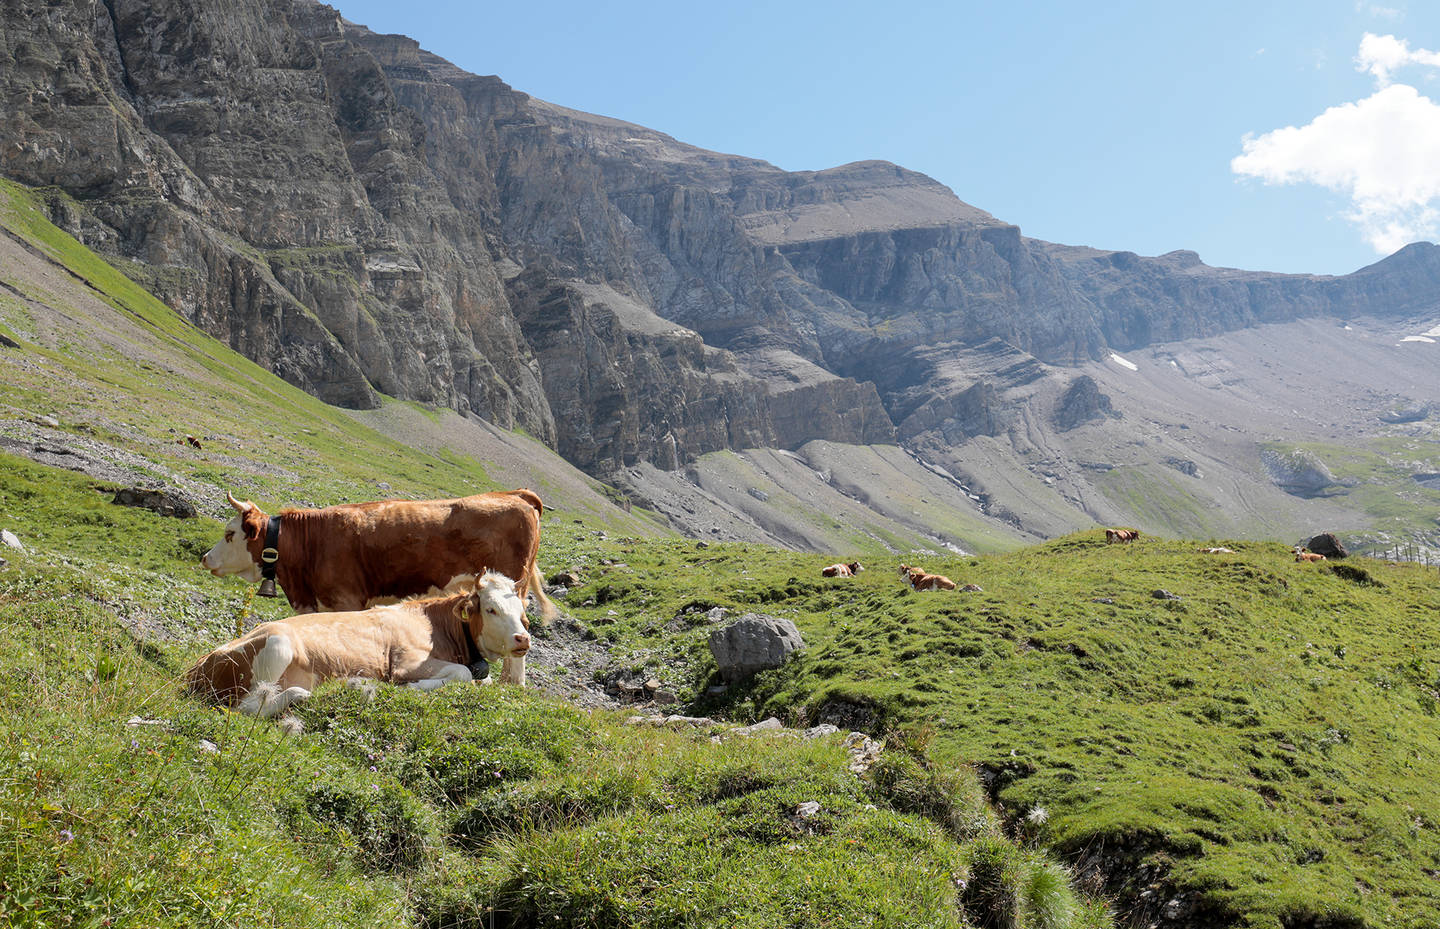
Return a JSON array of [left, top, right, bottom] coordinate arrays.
[[0, 530, 23, 552]]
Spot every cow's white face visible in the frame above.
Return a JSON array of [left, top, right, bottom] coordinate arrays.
[[464, 572, 531, 661], [201, 514, 262, 582]]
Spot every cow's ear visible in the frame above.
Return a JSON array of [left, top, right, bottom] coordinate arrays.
[[242, 512, 264, 541]]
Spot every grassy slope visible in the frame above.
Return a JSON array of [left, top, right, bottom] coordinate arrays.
[[557, 537, 1440, 927], [0, 182, 1107, 926]]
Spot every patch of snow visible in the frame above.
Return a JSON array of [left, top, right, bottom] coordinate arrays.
[[1399, 335, 1436, 343], [1424, 322, 1440, 337], [1109, 352, 1138, 371]]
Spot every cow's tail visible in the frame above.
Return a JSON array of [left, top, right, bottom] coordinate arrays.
[[511, 488, 544, 516], [529, 560, 557, 623]]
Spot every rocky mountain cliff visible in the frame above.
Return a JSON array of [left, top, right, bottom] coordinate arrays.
[[3, 0, 1439, 538]]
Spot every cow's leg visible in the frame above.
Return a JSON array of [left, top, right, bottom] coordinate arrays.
[[405, 661, 474, 691], [237, 634, 308, 717], [240, 683, 312, 718], [500, 655, 526, 687]]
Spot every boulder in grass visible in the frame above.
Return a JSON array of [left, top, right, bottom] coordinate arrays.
[[1306, 533, 1348, 559], [709, 613, 804, 682]]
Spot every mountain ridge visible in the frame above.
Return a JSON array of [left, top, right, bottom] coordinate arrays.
[[2, 0, 1438, 549]]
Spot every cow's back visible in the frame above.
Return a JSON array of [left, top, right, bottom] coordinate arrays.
[[288, 491, 542, 609]]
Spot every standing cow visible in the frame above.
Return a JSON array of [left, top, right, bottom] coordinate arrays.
[[201, 489, 554, 619]]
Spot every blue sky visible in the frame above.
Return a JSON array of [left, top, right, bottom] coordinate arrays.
[[332, 0, 1440, 277]]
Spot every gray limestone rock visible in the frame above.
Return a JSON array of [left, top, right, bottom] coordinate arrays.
[[709, 614, 804, 682]]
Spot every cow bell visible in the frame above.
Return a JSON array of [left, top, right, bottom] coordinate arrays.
[[257, 577, 278, 598]]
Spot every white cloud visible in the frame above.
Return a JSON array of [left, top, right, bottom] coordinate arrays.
[[1232, 35, 1440, 255], [1355, 3, 1403, 21], [1357, 32, 1440, 85]]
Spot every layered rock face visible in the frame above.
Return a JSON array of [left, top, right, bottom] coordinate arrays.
[[3, 0, 1439, 484]]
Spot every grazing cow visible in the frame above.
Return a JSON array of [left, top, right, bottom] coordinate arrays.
[[1105, 528, 1140, 544], [1293, 548, 1326, 563], [185, 434, 203, 450], [898, 564, 958, 591], [201, 489, 555, 619], [185, 572, 532, 718], [822, 561, 864, 578]]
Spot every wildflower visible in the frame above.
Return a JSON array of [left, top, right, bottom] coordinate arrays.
[[58, 829, 74, 843], [1026, 806, 1049, 826]]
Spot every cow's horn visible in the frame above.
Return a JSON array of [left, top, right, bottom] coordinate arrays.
[[226, 491, 251, 513]]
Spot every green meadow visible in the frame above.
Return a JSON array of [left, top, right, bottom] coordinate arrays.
[[4, 177, 1440, 928]]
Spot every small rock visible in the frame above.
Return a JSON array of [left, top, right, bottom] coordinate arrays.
[[1152, 589, 1182, 601], [696, 541, 709, 549], [644, 678, 661, 692], [705, 684, 728, 696], [735, 717, 784, 735], [551, 571, 581, 587], [198, 739, 220, 754], [803, 724, 840, 739], [34, 415, 60, 428], [794, 801, 821, 818], [1, 529, 23, 552], [125, 715, 169, 728], [653, 690, 678, 705]]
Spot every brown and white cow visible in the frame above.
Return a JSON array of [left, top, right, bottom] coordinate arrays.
[[1293, 548, 1327, 563], [201, 489, 554, 619], [185, 571, 532, 718], [822, 561, 864, 578], [1105, 528, 1140, 544], [898, 564, 958, 591]]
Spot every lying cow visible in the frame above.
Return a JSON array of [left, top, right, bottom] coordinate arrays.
[[822, 561, 864, 578], [898, 564, 957, 591], [185, 571, 532, 718], [1294, 548, 1326, 563], [1105, 528, 1140, 544], [201, 489, 554, 619]]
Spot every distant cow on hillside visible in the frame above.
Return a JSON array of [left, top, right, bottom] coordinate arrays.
[[1293, 548, 1327, 563], [822, 561, 863, 578], [1106, 528, 1140, 544], [899, 564, 957, 591]]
